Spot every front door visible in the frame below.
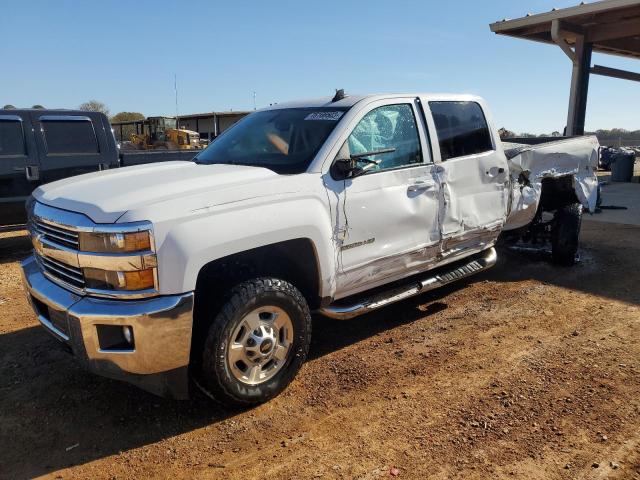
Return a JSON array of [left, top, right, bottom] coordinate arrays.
[[422, 99, 509, 255], [325, 99, 441, 298]]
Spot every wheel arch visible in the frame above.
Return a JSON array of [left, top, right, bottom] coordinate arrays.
[[189, 238, 322, 367], [194, 237, 322, 307], [539, 175, 580, 212]]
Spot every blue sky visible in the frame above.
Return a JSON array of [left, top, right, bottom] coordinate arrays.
[[2, 0, 639, 133]]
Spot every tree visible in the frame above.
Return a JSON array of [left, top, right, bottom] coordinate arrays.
[[31, 104, 45, 109], [3, 104, 16, 109], [110, 111, 145, 123], [498, 127, 515, 139], [78, 100, 110, 117], [109, 112, 146, 141]]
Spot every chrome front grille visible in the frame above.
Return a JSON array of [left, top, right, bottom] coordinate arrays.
[[27, 201, 158, 299], [28, 204, 87, 293], [33, 219, 79, 249], [38, 255, 85, 289]]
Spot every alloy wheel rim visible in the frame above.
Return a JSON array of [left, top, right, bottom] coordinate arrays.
[[227, 306, 293, 385]]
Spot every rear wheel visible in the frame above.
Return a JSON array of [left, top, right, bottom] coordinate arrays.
[[199, 278, 311, 407], [551, 202, 582, 266]]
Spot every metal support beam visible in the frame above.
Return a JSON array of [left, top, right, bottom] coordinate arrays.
[[566, 36, 592, 136], [591, 64, 640, 83], [553, 19, 594, 136], [551, 19, 576, 62]]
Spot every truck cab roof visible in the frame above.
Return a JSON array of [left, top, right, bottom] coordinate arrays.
[[263, 93, 485, 111], [262, 92, 482, 110]]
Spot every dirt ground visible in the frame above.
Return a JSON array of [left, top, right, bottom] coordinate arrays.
[[1, 219, 639, 480]]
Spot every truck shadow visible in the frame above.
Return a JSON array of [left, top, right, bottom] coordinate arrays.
[[0, 230, 31, 265], [0, 283, 463, 479], [490, 221, 640, 307], [0, 324, 236, 479]]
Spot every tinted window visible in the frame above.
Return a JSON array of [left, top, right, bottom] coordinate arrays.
[[345, 104, 422, 172], [194, 108, 347, 174], [0, 120, 26, 156], [429, 101, 493, 161], [42, 120, 99, 154]]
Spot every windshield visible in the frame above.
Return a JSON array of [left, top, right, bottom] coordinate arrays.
[[163, 118, 177, 129], [193, 107, 348, 174]]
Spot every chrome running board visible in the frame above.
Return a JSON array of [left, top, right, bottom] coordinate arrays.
[[318, 247, 497, 320]]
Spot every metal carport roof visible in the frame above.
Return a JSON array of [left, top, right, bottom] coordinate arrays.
[[490, 0, 640, 135], [490, 0, 640, 59]]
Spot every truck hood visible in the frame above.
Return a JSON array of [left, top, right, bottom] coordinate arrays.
[[34, 161, 283, 223]]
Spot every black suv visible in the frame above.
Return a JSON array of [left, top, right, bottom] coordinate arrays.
[[0, 110, 119, 226]]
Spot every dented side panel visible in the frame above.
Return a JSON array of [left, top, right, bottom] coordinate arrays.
[[327, 163, 442, 298], [435, 151, 509, 246], [419, 97, 510, 256]]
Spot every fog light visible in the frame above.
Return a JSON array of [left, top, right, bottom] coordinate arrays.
[[122, 326, 133, 345]]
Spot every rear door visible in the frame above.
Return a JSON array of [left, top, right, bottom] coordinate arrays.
[[31, 113, 112, 184], [421, 99, 509, 254], [0, 114, 40, 224]]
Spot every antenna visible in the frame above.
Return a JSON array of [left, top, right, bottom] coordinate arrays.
[[174, 74, 179, 125], [332, 89, 346, 102]]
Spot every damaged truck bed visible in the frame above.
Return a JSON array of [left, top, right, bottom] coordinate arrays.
[[503, 136, 600, 231]]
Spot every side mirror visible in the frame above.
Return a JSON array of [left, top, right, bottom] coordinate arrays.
[[331, 142, 360, 180], [331, 157, 362, 180]]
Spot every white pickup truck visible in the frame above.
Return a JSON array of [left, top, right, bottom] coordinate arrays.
[[21, 92, 599, 406]]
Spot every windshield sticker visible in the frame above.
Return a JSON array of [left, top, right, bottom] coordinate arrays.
[[304, 111, 344, 121]]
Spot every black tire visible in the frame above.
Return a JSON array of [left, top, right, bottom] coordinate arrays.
[[199, 278, 311, 407], [551, 202, 582, 266]]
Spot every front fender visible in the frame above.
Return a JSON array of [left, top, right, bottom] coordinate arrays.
[[154, 195, 337, 298]]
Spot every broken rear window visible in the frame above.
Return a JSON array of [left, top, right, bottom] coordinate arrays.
[[429, 101, 494, 161]]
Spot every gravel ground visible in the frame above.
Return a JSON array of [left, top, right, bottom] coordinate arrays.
[[0, 219, 639, 479]]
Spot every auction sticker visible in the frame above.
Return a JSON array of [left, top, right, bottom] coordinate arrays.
[[305, 111, 344, 121]]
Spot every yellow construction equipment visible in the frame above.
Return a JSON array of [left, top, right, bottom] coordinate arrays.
[[129, 116, 201, 150]]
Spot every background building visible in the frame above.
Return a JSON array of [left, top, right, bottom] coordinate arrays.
[[177, 111, 250, 141], [111, 111, 250, 142]]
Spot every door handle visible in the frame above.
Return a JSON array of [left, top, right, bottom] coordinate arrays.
[[25, 165, 40, 182], [486, 166, 506, 177], [408, 178, 436, 192]]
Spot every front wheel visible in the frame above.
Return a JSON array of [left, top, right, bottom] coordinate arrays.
[[199, 278, 311, 407], [551, 202, 583, 266]]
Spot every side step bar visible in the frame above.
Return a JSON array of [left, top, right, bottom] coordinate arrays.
[[318, 247, 497, 320]]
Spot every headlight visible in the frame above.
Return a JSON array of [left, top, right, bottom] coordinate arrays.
[[79, 226, 157, 293], [78, 230, 152, 253], [84, 268, 155, 291]]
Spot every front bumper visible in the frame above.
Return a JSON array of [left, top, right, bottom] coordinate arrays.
[[21, 255, 194, 399]]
